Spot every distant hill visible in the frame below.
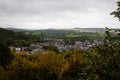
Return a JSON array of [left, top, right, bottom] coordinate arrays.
[[73, 28, 105, 33], [6, 27, 105, 33], [4, 28, 106, 40]]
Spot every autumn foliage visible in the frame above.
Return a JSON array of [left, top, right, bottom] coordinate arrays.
[[0, 40, 120, 80]]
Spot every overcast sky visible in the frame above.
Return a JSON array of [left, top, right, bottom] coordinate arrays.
[[0, 0, 119, 29]]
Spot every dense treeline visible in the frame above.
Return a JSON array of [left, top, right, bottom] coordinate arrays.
[[0, 28, 40, 47], [0, 40, 120, 80]]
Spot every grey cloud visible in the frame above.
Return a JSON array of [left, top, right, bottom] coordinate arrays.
[[0, 0, 102, 16], [0, 0, 118, 16], [0, 0, 119, 29]]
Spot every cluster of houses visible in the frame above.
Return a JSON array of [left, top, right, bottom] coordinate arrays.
[[10, 39, 103, 54]]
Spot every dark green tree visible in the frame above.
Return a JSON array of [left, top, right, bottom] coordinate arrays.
[[0, 41, 14, 67], [111, 1, 120, 20]]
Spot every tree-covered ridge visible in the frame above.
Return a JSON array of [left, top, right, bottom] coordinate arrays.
[[0, 28, 40, 47]]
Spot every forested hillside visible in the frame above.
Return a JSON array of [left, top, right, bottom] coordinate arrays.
[[0, 28, 40, 47]]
